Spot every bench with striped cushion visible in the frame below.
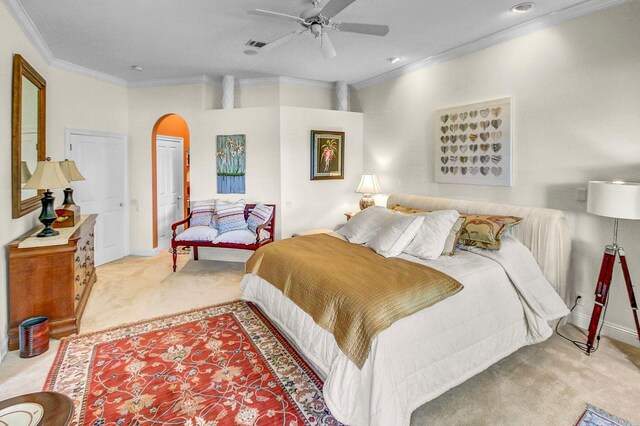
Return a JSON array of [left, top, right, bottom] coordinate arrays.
[[170, 203, 276, 272]]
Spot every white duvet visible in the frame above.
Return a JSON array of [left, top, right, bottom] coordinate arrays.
[[240, 234, 569, 426]]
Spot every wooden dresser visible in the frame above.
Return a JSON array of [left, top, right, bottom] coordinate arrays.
[[7, 214, 97, 351]]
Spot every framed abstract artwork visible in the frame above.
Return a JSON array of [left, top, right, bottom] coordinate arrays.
[[434, 97, 512, 186], [310, 130, 345, 180], [216, 134, 246, 194]]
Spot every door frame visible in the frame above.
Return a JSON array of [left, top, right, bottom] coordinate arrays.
[[154, 135, 185, 249], [64, 127, 130, 257]]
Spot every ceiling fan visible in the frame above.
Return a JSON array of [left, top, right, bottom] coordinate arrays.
[[247, 0, 389, 59]]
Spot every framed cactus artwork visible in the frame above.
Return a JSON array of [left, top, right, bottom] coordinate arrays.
[[310, 130, 345, 180], [216, 134, 246, 194]]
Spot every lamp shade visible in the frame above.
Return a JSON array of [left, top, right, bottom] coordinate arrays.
[[587, 180, 640, 220], [356, 174, 381, 194], [59, 159, 85, 182], [23, 160, 70, 190], [21, 161, 32, 183]]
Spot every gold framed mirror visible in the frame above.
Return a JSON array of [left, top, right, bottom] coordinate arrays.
[[12, 54, 46, 218]]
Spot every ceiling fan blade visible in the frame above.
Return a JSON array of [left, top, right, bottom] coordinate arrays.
[[319, 0, 356, 19], [247, 9, 305, 24], [321, 32, 337, 59], [334, 22, 389, 36], [262, 30, 305, 52]]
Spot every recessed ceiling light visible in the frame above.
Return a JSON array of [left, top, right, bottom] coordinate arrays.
[[510, 2, 535, 13], [244, 49, 258, 56], [131, 65, 143, 72], [388, 57, 401, 64]]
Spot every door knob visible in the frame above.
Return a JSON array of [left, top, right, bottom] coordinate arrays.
[[119, 202, 124, 207], [177, 196, 183, 200]]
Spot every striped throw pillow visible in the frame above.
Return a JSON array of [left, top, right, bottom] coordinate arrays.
[[216, 200, 248, 234], [247, 203, 274, 233], [190, 200, 216, 227]]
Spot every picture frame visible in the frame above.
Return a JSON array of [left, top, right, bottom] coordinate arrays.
[[310, 130, 345, 180], [216, 134, 246, 194], [434, 97, 513, 187]]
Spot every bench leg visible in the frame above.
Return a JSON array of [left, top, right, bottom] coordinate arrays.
[[193, 246, 199, 261], [172, 247, 178, 272]]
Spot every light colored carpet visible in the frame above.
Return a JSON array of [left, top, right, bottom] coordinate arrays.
[[0, 250, 638, 425]]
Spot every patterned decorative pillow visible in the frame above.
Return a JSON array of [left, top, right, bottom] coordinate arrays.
[[391, 205, 423, 214], [190, 200, 216, 227], [457, 214, 522, 250], [391, 205, 464, 256], [247, 203, 274, 233], [216, 200, 248, 234]]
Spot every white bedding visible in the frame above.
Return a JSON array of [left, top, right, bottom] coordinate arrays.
[[240, 233, 569, 426]]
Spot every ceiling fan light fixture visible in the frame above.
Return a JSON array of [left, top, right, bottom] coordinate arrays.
[[310, 23, 323, 37], [388, 57, 401, 64], [131, 65, 143, 72], [510, 2, 535, 13]]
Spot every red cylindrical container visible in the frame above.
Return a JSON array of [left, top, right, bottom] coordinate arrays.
[[19, 316, 50, 358]]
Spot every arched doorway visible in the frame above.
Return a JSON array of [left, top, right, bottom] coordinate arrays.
[[152, 114, 190, 249]]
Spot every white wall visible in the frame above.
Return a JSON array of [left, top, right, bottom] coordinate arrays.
[[280, 107, 364, 237], [235, 81, 335, 110], [357, 1, 640, 345], [198, 107, 282, 237], [127, 83, 213, 254], [0, 1, 128, 360], [128, 82, 360, 253]]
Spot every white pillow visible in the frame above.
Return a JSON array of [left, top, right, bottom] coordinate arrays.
[[175, 226, 218, 242], [403, 210, 461, 260], [336, 206, 394, 244], [367, 214, 425, 258]]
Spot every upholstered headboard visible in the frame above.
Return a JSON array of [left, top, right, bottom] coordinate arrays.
[[387, 194, 571, 301]]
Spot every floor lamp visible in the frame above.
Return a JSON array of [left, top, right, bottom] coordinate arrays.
[[585, 180, 640, 354]]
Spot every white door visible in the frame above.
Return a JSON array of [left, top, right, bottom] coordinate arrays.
[[66, 130, 127, 266], [156, 136, 184, 249]]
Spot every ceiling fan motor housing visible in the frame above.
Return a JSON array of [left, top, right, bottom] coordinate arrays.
[[310, 22, 323, 37]]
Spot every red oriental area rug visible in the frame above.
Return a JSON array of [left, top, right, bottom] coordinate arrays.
[[44, 301, 340, 426]]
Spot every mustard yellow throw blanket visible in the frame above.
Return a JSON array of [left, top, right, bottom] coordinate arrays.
[[245, 234, 463, 368]]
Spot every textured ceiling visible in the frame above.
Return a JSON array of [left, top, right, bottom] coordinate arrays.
[[19, 0, 590, 84]]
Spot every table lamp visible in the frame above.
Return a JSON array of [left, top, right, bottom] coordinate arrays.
[[23, 158, 70, 237], [58, 159, 85, 205], [55, 160, 85, 228], [585, 180, 640, 354], [355, 173, 381, 210]]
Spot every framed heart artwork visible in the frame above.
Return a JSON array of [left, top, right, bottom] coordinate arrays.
[[434, 97, 512, 186]]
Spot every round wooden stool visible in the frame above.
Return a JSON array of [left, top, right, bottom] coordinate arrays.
[[0, 392, 73, 426]]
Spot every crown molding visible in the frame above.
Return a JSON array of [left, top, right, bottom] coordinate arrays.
[[237, 76, 336, 91], [279, 76, 335, 91], [51, 58, 128, 86], [236, 76, 281, 87], [127, 75, 220, 89], [3, 0, 54, 62], [353, 0, 631, 91], [6, 0, 629, 92]]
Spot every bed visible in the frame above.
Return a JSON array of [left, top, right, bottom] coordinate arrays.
[[240, 194, 572, 425]]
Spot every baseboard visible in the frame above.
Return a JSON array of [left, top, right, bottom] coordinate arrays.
[[568, 311, 639, 347], [0, 335, 9, 363], [129, 248, 161, 257], [197, 247, 252, 263]]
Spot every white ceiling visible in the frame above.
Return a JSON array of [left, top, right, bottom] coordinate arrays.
[[14, 0, 614, 85]]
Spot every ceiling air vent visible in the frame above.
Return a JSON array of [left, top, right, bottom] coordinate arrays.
[[245, 40, 266, 49]]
